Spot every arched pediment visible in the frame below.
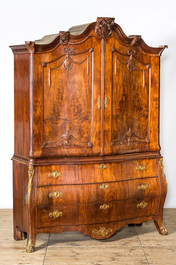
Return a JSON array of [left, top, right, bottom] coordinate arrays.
[[10, 17, 167, 55]]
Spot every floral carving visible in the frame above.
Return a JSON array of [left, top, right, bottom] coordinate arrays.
[[127, 50, 136, 72], [62, 48, 74, 71], [92, 227, 113, 237], [95, 17, 115, 38], [59, 31, 70, 45]]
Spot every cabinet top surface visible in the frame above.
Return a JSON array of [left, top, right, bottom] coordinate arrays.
[[10, 17, 167, 56]]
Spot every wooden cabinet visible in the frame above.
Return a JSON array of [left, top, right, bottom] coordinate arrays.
[[11, 17, 168, 252]]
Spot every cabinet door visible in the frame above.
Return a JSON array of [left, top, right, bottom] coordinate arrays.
[[42, 38, 101, 157], [104, 33, 158, 155]]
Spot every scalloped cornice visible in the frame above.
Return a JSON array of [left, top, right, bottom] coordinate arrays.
[[10, 17, 168, 56]]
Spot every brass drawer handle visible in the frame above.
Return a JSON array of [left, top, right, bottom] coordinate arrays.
[[136, 164, 147, 172], [137, 201, 148, 209], [98, 164, 107, 169], [138, 183, 149, 191], [48, 170, 62, 179], [100, 204, 110, 210], [99, 183, 109, 190], [49, 210, 63, 218], [49, 191, 63, 199]]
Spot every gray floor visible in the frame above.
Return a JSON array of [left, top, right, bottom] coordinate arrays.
[[0, 209, 176, 265]]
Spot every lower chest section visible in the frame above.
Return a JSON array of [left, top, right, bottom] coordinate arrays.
[[35, 158, 161, 228]]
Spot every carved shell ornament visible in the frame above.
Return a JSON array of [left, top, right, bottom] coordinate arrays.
[[95, 17, 115, 38]]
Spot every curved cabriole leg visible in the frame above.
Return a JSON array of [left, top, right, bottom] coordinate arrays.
[[154, 158, 168, 236], [26, 235, 36, 253], [154, 219, 168, 235]]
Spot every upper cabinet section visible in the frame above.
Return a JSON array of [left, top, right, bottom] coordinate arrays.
[[10, 17, 167, 159]]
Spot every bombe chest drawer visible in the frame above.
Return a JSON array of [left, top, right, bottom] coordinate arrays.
[[11, 17, 168, 252]]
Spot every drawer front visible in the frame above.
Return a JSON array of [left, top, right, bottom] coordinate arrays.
[[37, 159, 157, 186], [37, 177, 160, 206], [37, 164, 103, 186], [37, 196, 160, 228], [79, 197, 160, 225], [104, 159, 158, 181], [37, 205, 78, 228]]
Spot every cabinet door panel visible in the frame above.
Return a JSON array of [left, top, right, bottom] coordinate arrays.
[[104, 34, 158, 155], [42, 38, 101, 157]]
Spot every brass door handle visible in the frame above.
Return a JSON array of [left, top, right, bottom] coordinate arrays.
[[137, 201, 148, 209], [49, 191, 63, 198], [138, 183, 149, 191], [100, 204, 110, 210], [49, 210, 63, 218], [136, 164, 147, 172], [105, 96, 108, 109], [99, 183, 109, 190], [98, 97, 101, 109], [48, 170, 62, 178], [98, 164, 107, 169]]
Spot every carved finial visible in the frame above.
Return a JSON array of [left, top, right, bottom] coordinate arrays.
[[130, 35, 141, 46], [25, 41, 35, 53], [158, 45, 168, 56], [59, 31, 70, 45], [95, 17, 115, 38]]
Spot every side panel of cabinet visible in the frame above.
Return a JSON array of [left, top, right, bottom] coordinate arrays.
[[14, 54, 30, 158], [104, 32, 160, 155]]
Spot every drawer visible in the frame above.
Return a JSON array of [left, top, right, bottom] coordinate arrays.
[[37, 177, 160, 206], [79, 197, 160, 225], [37, 158, 157, 186], [37, 164, 104, 186], [104, 159, 158, 181], [37, 196, 160, 228], [37, 205, 78, 228]]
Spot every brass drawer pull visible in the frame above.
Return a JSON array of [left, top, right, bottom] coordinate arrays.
[[49, 191, 63, 199], [137, 201, 148, 209], [100, 204, 110, 210], [138, 183, 149, 191], [98, 164, 107, 169], [49, 210, 63, 218], [48, 170, 62, 179], [99, 183, 109, 190], [136, 164, 147, 172]]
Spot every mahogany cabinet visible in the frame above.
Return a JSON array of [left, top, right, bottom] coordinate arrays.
[[10, 17, 168, 252]]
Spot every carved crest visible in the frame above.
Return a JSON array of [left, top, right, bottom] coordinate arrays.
[[95, 17, 115, 38], [59, 31, 70, 45]]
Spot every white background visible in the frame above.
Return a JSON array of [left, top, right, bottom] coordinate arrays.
[[0, 0, 175, 208]]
